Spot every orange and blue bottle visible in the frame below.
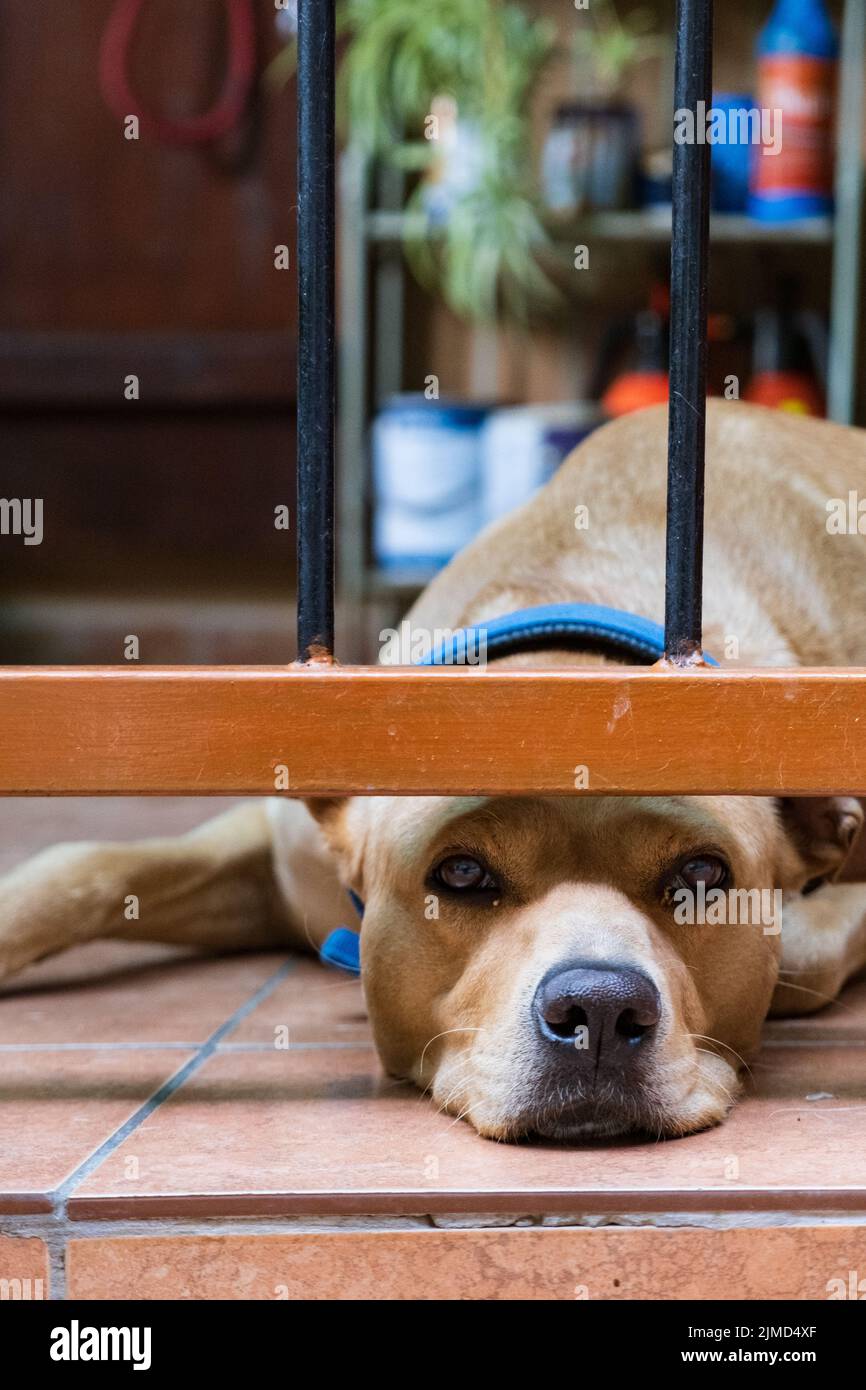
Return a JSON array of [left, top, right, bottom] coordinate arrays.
[[749, 0, 838, 222]]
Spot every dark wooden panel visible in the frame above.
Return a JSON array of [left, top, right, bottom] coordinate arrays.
[[0, 0, 296, 335], [0, 333, 295, 405], [0, 409, 296, 590]]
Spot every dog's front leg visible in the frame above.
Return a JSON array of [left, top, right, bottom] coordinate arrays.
[[771, 882, 866, 1016], [0, 802, 286, 980]]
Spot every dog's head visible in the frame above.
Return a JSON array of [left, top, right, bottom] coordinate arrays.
[[309, 793, 862, 1142]]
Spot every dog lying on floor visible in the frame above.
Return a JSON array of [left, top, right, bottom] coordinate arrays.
[[3, 400, 866, 1143]]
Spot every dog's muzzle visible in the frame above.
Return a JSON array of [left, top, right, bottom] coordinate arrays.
[[521, 961, 662, 1137]]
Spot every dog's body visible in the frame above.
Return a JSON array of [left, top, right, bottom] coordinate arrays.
[[5, 401, 866, 1141]]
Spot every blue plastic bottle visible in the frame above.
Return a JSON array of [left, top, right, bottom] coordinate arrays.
[[749, 0, 838, 221]]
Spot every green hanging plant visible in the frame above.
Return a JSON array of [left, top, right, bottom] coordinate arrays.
[[571, 1, 666, 100], [343, 0, 550, 149], [401, 159, 562, 325], [342, 0, 558, 323], [268, 0, 559, 324]]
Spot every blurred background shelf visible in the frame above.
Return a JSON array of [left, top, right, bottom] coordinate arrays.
[[338, 0, 865, 648], [367, 207, 837, 246], [364, 566, 440, 598]]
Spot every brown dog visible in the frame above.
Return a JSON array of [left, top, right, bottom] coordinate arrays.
[[3, 400, 866, 1142]]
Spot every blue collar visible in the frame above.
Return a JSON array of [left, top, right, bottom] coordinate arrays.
[[319, 892, 365, 974], [320, 604, 717, 975], [417, 603, 687, 667]]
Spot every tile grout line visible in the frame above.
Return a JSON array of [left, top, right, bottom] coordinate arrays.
[[47, 957, 299, 1293], [52, 957, 298, 1206]]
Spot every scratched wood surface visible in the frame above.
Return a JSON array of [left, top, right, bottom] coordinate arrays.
[[0, 666, 863, 796]]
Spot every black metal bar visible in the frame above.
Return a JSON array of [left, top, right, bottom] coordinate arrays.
[[296, 0, 336, 661], [664, 0, 713, 663]]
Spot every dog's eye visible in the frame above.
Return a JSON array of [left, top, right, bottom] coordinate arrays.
[[434, 855, 498, 893], [677, 856, 729, 890]]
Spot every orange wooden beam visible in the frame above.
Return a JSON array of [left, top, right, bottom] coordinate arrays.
[[0, 665, 863, 797]]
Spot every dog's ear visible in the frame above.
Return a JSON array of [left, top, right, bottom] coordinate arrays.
[[304, 797, 365, 894], [305, 797, 352, 857], [305, 796, 347, 831], [777, 797, 864, 887]]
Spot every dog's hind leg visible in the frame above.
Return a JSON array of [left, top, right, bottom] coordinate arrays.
[[0, 801, 290, 981], [770, 882, 866, 1016]]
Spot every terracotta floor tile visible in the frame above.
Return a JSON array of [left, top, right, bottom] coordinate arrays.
[[0, 1234, 49, 1298], [65, 1225, 866, 1300], [0, 1048, 195, 1212], [68, 1042, 866, 1218], [0, 945, 290, 1045], [226, 956, 370, 1046]]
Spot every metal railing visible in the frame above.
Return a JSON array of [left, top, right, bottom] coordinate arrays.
[[664, 0, 712, 663], [296, 0, 716, 667], [296, 0, 336, 662]]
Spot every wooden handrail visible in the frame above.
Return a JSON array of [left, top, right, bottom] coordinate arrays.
[[0, 665, 863, 797]]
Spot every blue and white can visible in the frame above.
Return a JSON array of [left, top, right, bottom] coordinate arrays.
[[373, 395, 491, 570], [480, 403, 602, 527]]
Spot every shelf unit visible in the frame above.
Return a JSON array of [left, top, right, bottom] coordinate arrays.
[[366, 206, 835, 246], [337, 0, 865, 632]]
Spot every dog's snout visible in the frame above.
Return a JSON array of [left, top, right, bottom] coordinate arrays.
[[533, 963, 661, 1065]]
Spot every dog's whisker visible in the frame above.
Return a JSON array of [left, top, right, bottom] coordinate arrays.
[[774, 977, 853, 1009], [691, 1048, 737, 1105], [419, 1026, 487, 1074], [434, 1064, 475, 1115], [426, 1054, 473, 1104], [435, 1076, 469, 1111], [298, 909, 330, 966], [687, 1032, 753, 1079], [422, 1059, 470, 1105], [443, 1104, 474, 1133]]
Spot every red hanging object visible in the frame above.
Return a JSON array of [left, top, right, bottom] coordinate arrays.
[[98, 0, 256, 146]]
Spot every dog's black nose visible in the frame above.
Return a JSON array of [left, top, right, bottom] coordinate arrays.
[[533, 963, 661, 1071]]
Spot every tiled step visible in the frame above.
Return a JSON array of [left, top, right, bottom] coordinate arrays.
[[61, 1226, 866, 1301], [6, 1224, 866, 1301], [1, 799, 866, 1300]]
